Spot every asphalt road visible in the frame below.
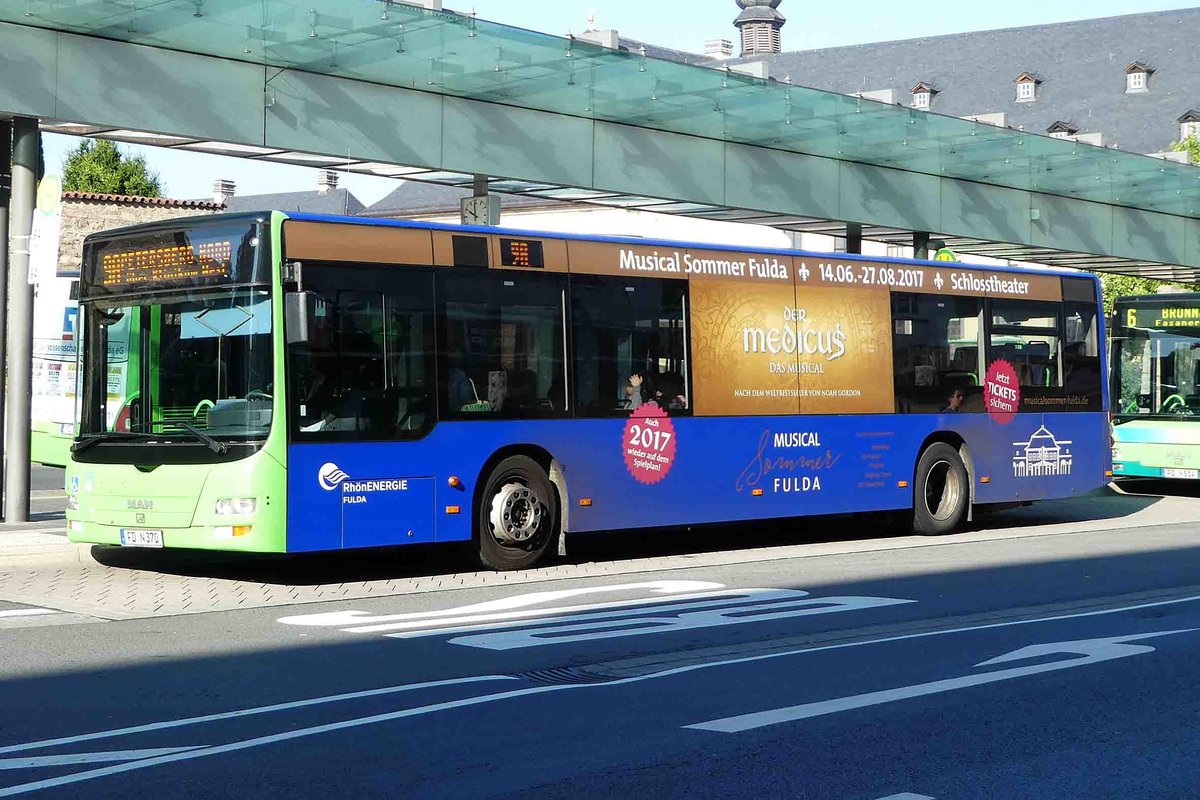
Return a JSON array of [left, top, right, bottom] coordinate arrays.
[[2, 496, 1200, 799], [0, 467, 67, 523]]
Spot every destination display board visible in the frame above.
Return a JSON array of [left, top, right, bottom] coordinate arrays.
[[1122, 305, 1200, 330], [499, 238, 545, 269], [99, 239, 233, 288], [81, 220, 266, 298]]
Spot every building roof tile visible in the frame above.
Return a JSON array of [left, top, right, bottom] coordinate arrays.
[[63, 192, 223, 210]]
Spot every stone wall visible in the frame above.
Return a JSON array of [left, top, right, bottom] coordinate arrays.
[[57, 196, 219, 277]]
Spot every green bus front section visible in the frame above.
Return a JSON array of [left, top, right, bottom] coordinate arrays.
[[31, 423, 72, 467], [1112, 418, 1200, 479], [65, 212, 292, 553], [66, 449, 289, 551]]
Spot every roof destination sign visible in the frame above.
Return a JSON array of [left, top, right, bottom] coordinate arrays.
[[1125, 305, 1200, 330], [101, 239, 233, 288]]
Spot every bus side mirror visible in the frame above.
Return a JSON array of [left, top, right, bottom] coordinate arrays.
[[285, 291, 316, 345]]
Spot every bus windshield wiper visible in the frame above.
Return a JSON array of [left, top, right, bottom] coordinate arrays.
[[70, 431, 157, 454], [174, 421, 230, 454]]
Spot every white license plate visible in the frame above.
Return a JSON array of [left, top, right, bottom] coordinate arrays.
[[1163, 468, 1199, 480], [120, 529, 164, 548]]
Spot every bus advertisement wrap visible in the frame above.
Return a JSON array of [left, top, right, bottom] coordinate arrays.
[[66, 214, 1110, 570], [691, 280, 894, 416]]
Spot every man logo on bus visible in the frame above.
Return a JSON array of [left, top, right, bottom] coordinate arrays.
[[318, 462, 349, 491]]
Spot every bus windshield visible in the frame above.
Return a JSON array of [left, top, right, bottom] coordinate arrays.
[[80, 288, 274, 443], [1114, 325, 1200, 418]]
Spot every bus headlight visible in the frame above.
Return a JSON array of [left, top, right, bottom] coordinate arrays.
[[215, 498, 257, 516], [66, 494, 79, 511], [1112, 449, 1123, 461]]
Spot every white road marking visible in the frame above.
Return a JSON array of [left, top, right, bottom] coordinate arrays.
[[449, 594, 914, 651], [0, 748, 205, 770], [0, 683, 571, 798], [6, 593, 1200, 796], [687, 630, 1197, 732], [280, 584, 915, 647], [278, 580, 724, 633], [0, 610, 57, 620], [0, 675, 512, 757]]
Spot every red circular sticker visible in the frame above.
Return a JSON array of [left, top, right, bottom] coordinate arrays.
[[622, 405, 677, 484], [984, 359, 1021, 424]]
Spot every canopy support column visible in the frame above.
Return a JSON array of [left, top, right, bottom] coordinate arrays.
[[4, 117, 38, 523]]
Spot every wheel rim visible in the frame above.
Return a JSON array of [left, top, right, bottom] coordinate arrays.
[[923, 460, 963, 522], [488, 481, 545, 545]]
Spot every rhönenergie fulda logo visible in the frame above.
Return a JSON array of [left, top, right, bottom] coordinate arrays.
[[318, 462, 349, 491]]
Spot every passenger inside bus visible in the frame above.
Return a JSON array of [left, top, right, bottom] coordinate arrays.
[[942, 387, 965, 413]]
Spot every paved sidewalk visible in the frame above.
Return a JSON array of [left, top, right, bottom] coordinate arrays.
[[0, 519, 75, 566], [0, 487, 1198, 621]]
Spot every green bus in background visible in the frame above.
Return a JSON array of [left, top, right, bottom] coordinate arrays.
[[31, 275, 133, 466], [30, 273, 79, 466], [1111, 294, 1200, 480]]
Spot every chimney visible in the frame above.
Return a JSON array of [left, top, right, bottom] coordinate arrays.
[[317, 170, 339, 195], [212, 179, 235, 206], [730, 60, 770, 79], [575, 8, 620, 49], [705, 39, 734, 60]]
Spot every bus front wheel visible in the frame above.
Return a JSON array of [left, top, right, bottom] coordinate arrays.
[[476, 455, 559, 571], [912, 443, 969, 536]]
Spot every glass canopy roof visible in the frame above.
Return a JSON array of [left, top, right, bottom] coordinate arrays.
[[9, 0, 1200, 219]]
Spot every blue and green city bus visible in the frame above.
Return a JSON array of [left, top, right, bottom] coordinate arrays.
[[1111, 294, 1200, 480], [65, 212, 1110, 570]]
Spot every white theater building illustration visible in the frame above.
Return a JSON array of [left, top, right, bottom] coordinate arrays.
[[1013, 426, 1074, 478]]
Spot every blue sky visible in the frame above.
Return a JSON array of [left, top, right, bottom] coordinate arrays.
[[43, 0, 1200, 206]]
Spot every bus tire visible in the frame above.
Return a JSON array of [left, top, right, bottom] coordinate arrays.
[[912, 443, 969, 536], [476, 455, 558, 571]]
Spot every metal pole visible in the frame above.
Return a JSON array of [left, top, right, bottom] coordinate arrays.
[[845, 223, 863, 255], [4, 118, 37, 522], [913, 231, 931, 261], [0, 121, 11, 520]]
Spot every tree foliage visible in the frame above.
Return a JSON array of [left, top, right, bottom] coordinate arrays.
[[62, 139, 162, 197], [1170, 134, 1200, 165], [1096, 272, 1198, 314]]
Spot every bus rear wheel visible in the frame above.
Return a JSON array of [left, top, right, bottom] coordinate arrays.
[[913, 443, 969, 536], [476, 455, 558, 571]]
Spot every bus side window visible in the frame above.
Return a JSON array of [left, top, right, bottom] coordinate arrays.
[[570, 275, 690, 418], [891, 293, 983, 414], [989, 300, 1065, 412], [1063, 300, 1103, 412], [288, 264, 435, 441], [437, 270, 568, 420]]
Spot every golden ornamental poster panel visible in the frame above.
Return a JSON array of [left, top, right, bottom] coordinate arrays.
[[792, 285, 895, 414], [690, 278, 801, 417]]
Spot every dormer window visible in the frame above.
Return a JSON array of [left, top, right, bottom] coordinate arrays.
[[1014, 72, 1041, 103], [1125, 62, 1153, 93], [911, 82, 937, 110], [1178, 111, 1200, 141], [1046, 121, 1079, 141]]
